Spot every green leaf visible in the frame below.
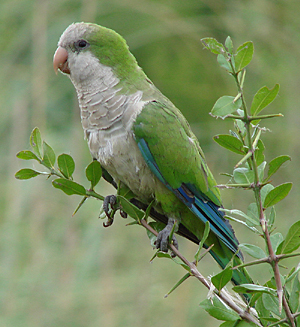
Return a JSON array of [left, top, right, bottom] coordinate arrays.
[[234, 41, 254, 72], [217, 54, 232, 73], [234, 118, 246, 138], [263, 182, 292, 208], [16, 150, 40, 161], [144, 200, 154, 222], [221, 321, 257, 327], [57, 154, 75, 179], [285, 265, 300, 284], [278, 220, 300, 254], [52, 179, 86, 196], [232, 284, 277, 296], [262, 293, 282, 317], [268, 207, 276, 229], [290, 274, 300, 312], [246, 203, 260, 227], [221, 208, 260, 228], [194, 221, 210, 262], [219, 322, 237, 327], [15, 168, 42, 180], [225, 36, 233, 54], [211, 96, 242, 118], [201, 37, 226, 55], [270, 233, 283, 254], [199, 298, 240, 321], [73, 196, 88, 216], [211, 266, 233, 291], [257, 161, 266, 182], [256, 296, 272, 326], [30, 127, 43, 158], [239, 243, 266, 259], [213, 134, 245, 154], [42, 141, 56, 168], [255, 139, 265, 166], [164, 273, 190, 298], [117, 195, 144, 221], [155, 252, 190, 271], [117, 183, 136, 199], [260, 184, 274, 206], [233, 167, 254, 184], [85, 160, 102, 188], [250, 84, 280, 116], [266, 155, 291, 181]]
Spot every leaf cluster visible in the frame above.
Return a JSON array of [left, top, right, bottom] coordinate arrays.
[[201, 37, 300, 326]]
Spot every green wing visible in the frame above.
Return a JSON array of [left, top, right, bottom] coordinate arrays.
[[134, 100, 221, 205], [133, 100, 241, 258]]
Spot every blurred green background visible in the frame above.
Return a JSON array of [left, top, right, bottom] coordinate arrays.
[[1, 0, 300, 326]]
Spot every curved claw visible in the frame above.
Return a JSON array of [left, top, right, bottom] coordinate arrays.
[[120, 210, 128, 219], [103, 195, 117, 216], [103, 195, 117, 227]]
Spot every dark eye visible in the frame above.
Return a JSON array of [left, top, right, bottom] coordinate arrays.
[[78, 40, 87, 48], [74, 39, 89, 51]]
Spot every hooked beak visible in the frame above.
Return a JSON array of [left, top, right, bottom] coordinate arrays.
[[53, 46, 70, 74]]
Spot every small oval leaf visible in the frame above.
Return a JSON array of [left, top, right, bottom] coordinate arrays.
[[232, 284, 276, 296], [58, 154, 75, 179], [234, 41, 254, 72], [266, 155, 291, 181], [52, 179, 86, 196], [199, 298, 240, 321], [217, 54, 232, 73], [211, 96, 242, 118], [16, 150, 40, 161], [239, 243, 266, 259], [214, 134, 245, 154], [270, 233, 283, 254], [42, 141, 56, 168], [277, 221, 300, 254], [86, 160, 102, 188], [246, 203, 260, 227], [201, 37, 226, 55], [260, 184, 274, 206], [225, 36, 233, 54], [15, 168, 42, 180], [30, 127, 43, 158], [211, 266, 233, 291], [263, 182, 292, 208], [255, 139, 265, 166], [250, 84, 280, 116], [233, 167, 254, 184]]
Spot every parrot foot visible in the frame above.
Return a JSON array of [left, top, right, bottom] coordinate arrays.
[[155, 218, 179, 256], [103, 195, 117, 227], [103, 195, 128, 227]]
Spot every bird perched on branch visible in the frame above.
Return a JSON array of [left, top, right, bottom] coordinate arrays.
[[53, 22, 252, 286]]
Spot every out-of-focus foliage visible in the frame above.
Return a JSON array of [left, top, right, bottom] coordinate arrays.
[[2, 1, 300, 326]]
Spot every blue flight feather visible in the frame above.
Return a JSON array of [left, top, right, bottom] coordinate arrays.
[[137, 138, 241, 259]]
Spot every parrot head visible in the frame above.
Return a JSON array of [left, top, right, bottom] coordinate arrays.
[[53, 22, 146, 87]]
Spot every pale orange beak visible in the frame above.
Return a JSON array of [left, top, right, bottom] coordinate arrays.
[[53, 46, 70, 74]]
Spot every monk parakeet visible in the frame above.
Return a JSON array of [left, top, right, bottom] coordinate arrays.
[[53, 22, 252, 286]]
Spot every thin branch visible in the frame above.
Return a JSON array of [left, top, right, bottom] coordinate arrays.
[[269, 311, 300, 327], [227, 57, 296, 326], [140, 219, 262, 327], [232, 252, 300, 270], [224, 113, 283, 121]]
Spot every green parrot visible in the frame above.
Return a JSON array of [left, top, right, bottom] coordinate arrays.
[[53, 22, 252, 287]]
